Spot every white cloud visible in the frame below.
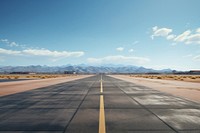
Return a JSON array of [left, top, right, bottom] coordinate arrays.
[[87, 55, 150, 65], [167, 34, 176, 40], [116, 47, 124, 51], [151, 26, 172, 39], [152, 26, 158, 31], [9, 42, 19, 47], [196, 28, 200, 33], [174, 30, 191, 42], [0, 39, 23, 47], [193, 55, 200, 61], [129, 49, 134, 52], [0, 48, 84, 58], [0, 48, 21, 55], [151, 27, 200, 44], [1, 39, 9, 43], [23, 49, 84, 57], [186, 33, 200, 44]]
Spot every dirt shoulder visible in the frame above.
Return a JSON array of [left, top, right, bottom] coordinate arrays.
[[0, 75, 93, 97], [109, 75, 200, 103]]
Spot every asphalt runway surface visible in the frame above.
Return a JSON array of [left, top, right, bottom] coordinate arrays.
[[0, 75, 200, 133]]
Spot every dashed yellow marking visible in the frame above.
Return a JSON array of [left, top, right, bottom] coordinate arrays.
[[99, 75, 106, 133], [99, 95, 106, 133]]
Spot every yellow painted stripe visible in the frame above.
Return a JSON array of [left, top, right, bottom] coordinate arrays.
[[99, 75, 106, 133], [99, 95, 106, 133]]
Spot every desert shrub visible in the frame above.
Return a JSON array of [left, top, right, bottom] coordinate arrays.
[[190, 77, 196, 79], [168, 76, 173, 78], [41, 76, 46, 79], [14, 76, 19, 79]]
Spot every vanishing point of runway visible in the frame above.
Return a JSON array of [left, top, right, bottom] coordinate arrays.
[[0, 75, 200, 133]]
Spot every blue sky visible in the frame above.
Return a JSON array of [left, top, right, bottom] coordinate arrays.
[[0, 0, 200, 70]]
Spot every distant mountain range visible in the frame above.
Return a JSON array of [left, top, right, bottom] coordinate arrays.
[[0, 65, 173, 74]]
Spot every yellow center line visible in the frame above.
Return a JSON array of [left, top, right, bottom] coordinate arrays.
[[99, 75, 106, 133], [99, 95, 106, 133]]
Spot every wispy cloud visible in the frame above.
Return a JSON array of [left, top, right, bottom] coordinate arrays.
[[0, 39, 23, 47], [167, 34, 176, 40], [128, 49, 134, 52], [116, 47, 124, 51], [186, 34, 200, 44], [87, 55, 150, 65], [193, 55, 200, 61], [0, 48, 84, 58], [132, 41, 139, 45], [1, 39, 9, 43], [9, 42, 19, 47], [151, 26, 200, 44], [23, 49, 84, 57], [196, 28, 200, 33], [174, 30, 191, 42], [0, 48, 21, 55], [181, 54, 200, 62], [151, 26, 173, 39]]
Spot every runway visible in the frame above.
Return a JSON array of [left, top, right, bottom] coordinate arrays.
[[0, 75, 200, 133]]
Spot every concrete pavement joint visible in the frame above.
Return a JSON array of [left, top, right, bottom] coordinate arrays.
[[62, 80, 97, 133], [112, 80, 179, 133]]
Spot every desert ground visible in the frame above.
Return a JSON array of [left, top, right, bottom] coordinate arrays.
[[130, 74, 200, 83], [110, 75, 200, 103], [0, 74, 75, 80]]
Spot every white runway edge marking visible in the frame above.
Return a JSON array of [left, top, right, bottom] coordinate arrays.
[[100, 78, 103, 93], [99, 75, 106, 133]]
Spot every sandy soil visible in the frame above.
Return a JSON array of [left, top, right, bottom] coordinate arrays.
[[109, 75, 200, 103], [0, 75, 92, 96], [129, 74, 200, 83]]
